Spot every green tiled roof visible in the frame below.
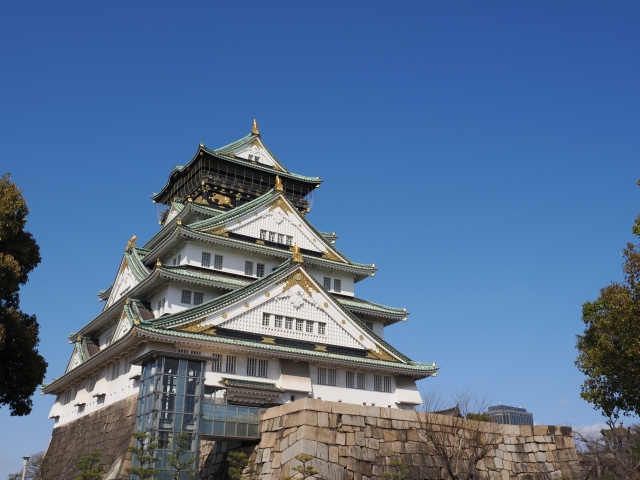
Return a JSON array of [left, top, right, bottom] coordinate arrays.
[[187, 189, 374, 271], [126, 247, 151, 282], [160, 266, 251, 289], [139, 261, 416, 366], [335, 296, 408, 317], [220, 378, 283, 392], [138, 324, 437, 373]]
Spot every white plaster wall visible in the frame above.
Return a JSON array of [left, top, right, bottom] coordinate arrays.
[[50, 357, 142, 427], [308, 269, 354, 297], [217, 285, 363, 349]]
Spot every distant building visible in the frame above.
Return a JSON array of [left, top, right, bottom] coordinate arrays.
[[487, 405, 533, 425]]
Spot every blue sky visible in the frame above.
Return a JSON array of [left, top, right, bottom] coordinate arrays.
[[1, 1, 639, 476]]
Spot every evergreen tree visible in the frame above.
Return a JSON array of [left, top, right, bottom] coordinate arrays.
[[576, 196, 640, 419], [0, 173, 47, 416], [127, 432, 160, 480], [73, 451, 104, 480], [167, 433, 196, 480]]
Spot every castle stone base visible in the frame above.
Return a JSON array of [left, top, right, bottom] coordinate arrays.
[[45, 394, 137, 480]]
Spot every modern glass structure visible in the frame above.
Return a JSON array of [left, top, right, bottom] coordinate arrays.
[[487, 405, 534, 426], [134, 353, 261, 480]]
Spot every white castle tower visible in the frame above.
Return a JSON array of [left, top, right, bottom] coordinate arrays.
[[42, 121, 437, 479]]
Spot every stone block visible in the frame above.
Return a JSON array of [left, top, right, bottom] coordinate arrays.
[[355, 431, 366, 446], [366, 438, 380, 450], [317, 442, 329, 461], [299, 397, 333, 412], [534, 426, 549, 436], [329, 446, 339, 463], [392, 442, 406, 453], [362, 447, 376, 462], [342, 414, 366, 427], [336, 432, 346, 445], [376, 418, 392, 429], [346, 433, 355, 445], [285, 410, 318, 428], [318, 412, 329, 428], [347, 456, 359, 472], [312, 458, 346, 480], [281, 439, 318, 464], [271, 452, 282, 469], [534, 436, 545, 443], [383, 430, 397, 442], [379, 442, 394, 456], [365, 416, 377, 426], [261, 448, 271, 463], [349, 446, 362, 460], [338, 445, 350, 457], [331, 402, 362, 415], [342, 425, 354, 433]]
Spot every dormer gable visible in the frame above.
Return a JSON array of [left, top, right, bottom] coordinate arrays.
[[151, 263, 406, 364]]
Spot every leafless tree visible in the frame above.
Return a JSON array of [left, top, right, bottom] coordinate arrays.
[[574, 419, 640, 480], [414, 388, 503, 480]]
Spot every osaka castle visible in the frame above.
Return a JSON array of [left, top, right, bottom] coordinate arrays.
[[42, 120, 437, 478]]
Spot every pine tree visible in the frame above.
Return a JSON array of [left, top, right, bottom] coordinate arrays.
[[73, 451, 104, 480], [127, 432, 161, 480], [167, 433, 196, 480]]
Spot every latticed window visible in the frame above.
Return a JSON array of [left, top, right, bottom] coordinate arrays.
[[256, 263, 265, 277], [268, 232, 275, 242], [306, 321, 314, 333], [328, 368, 337, 386], [193, 292, 203, 305], [318, 368, 337, 386], [202, 252, 211, 267], [346, 371, 354, 388], [214, 255, 223, 270], [286, 236, 293, 246], [318, 323, 326, 335], [245, 261, 254, 276], [181, 290, 192, 304], [365, 321, 374, 331], [334, 279, 341, 293], [357, 372, 365, 389], [274, 315, 283, 328], [262, 313, 270, 326], [285, 317, 293, 329], [278, 233, 284, 243], [260, 230, 267, 240], [374, 375, 392, 392], [324, 277, 331, 290], [257, 359, 267, 378], [296, 319, 304, 331], [225, 355, 236, 374], [247, 358, 257, 376], [211, 354, 221, 372]]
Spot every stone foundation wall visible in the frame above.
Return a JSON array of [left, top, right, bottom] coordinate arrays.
[[45, 394, 137, 480], [226, 399, 579, 480]]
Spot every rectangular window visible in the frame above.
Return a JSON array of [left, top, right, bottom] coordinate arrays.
[[328, 368, 337, 386], [214, 255, 223, 270], [306, 320, 314, 333], [286, 235, 293, 246], [247, 358, 257, 377], [262, 313, 270, 326], [257, 359, 267, 378], [211, 354, 221, 372], [157, 300, 162, 311], [260, 230, 267, 240], [318, 367, 327, 385], [346, 371, 354, 389], [225, 355, 236, 374], [296, 319, 304, 331], [318, 323, 326, 335], [317, 368, 337, 386], [274, 315, 283, 328], [161, 298, 165, 313], [324, 277, 331, 290], [193, 292, 204, 305], [268, 232, 275, 242], [357, 372, 365, 390], [285, 317, 293, 330], [374, 375, 392, 392], [245, 261, 254, 276], [278, 233, 284, 243], [333, 279, 341, 293], [178, 254, 181, 264], [173, 257, 177, 266], [202, 252, 211, 267], [365, 321, 374, 331], [256, 263, 265, 277], [181, 290, 192, 304]]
